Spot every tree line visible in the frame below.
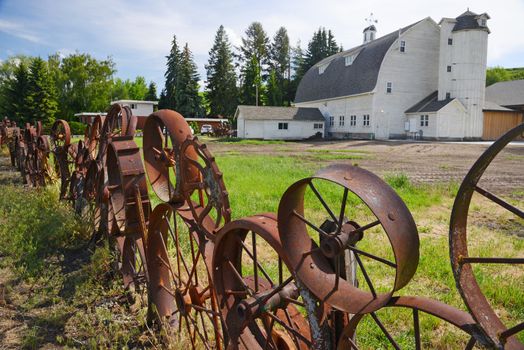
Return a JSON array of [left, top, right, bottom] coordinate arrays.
[[0, 53, 158, 128], [0, 22, 342, 126], [161, 23, 342, 118]]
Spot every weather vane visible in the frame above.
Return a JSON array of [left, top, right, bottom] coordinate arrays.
[[365, 13, 378, 26]]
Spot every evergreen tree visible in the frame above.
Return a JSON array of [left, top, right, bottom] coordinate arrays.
[[26, 57, 58, 126], [4, 62, 31, 123], [164, 35, 182, 110], [158, 88, 168, 109], [268, 27, 290, 106], [238, 22, 269, 105], [175, 43, 202, 117], [301, 27, 340, 77], [289, 41, 305, 102], [145, 81, 158, 101], [205, 25, 238, 117]]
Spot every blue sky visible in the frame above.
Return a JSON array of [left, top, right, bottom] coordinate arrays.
[[1, 0, 523, 92]]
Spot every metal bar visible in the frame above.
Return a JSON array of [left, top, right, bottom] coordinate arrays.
[[292, 210, 331, 238], [475, 185, 524, 219], [460, 257, 524, 264], [337, 188, 349, 234], [371, 312, 401, 350], [309, 181, 340, 228], [414, 308, 421, 350], [354, 252, 377, 298], [346, 245, 397, 268], [500, 321, 524, 341]]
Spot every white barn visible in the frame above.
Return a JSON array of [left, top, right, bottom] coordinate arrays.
[[235, 106, 325, 140], [294, 10, 491, 140], [111, 99, 158, 117]]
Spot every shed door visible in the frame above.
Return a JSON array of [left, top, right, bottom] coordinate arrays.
[[245, 120, 264, 139]]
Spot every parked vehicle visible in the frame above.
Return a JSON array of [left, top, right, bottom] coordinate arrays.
[[200, 124, 213, 135]]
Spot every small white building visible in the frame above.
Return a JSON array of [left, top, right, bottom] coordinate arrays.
[[294, 10, 491, 140], [111, 99, 158, 116], [234, 106, 325, 140]]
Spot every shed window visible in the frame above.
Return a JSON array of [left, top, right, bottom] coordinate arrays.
[[314, 123, 323, 129], [448, 38, 453, 45], [339, 116, 345, 127], [386, 82, 392, 94], [131, 103, 137, 109], [350, 115, 356, 126], [400, 40, 406, 53], [329, 116, 334, 127], [278, 122, 288, 130], [363, 114, 370, 126], [447, 65, 452, 72], [420, 115, 429, 127]]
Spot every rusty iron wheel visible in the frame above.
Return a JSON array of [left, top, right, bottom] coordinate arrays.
[[106, 136, 151, 296], [450, 123, 524, 350], [88, 115, 105, 160], [180, 135, 231, 237], [146, 202, 224, 349], [35, 135, 55, 186], [213, 214, 314, 350], [337, 296, 485, 350], [278, 164, 420, 315], [143, 109, 198, 203], [51, 120, 71, 149]]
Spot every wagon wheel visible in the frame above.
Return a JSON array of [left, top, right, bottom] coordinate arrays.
[[450, 123, 524, 350], [50, 120, 71, 150], [106, 137, 151, 298], [337, 296, 485, 349], [146, 202, 224, 349], [88, 115, 105, 161], [143, 109, 198, 203], [98, 104, 136, 164], [35, 135, 56, 186], [213, 214, 313, 349], [180, 136, 231, 238], [278, 164, 419, 315]]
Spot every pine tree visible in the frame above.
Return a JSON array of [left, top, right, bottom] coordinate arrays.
[[175, 43, 202, 117], [205, 25, 238, 117], [299, 27, 341, 80], [26, 57, 58, 126], [289, 41, 305, 102], [145, 81, 158, 101], [268, 27, 290, 106], [5, 62, 31, 123], [238, 22, 269, 105], [164, 35, 181, 110]]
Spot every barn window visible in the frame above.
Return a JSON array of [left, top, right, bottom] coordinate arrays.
[[314, 123, 323, 129], [446, 92, 451, 99], [363, 114, 370, 126], [400, 40, 406, 53], [386, 82, 392, 94], [318, 63, 329, 74], [420, 115, 429, 127], [329, 116, 334, 127], [339, 116, 345, 126], [448, 38, 453, 45], [278, 122, 288, 130], [350, 115, 356, 126], [447, 65, 452, 72]]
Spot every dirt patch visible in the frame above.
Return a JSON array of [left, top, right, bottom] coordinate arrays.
[[209, 139, 524, 193]]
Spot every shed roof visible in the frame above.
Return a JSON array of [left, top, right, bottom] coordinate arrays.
[[485, 80, 524, 107], [405, 91, 454, 113], [235, 106, 324, 121], [483, 100, 515, 112]]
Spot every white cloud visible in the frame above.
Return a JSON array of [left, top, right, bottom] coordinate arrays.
[[0, 19, 40, 43]]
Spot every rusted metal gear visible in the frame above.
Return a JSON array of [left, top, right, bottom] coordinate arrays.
[[146, 202, 224, 349], [143, 109, 198, 203], [106, 136, 151, 294], [180, 135, 231, 237], [450, 122, 524, 350], [337, 296, 485, 349], [278, 164, 419, 315], [213, 214, 313, 350], [51, 119, 71, 149]]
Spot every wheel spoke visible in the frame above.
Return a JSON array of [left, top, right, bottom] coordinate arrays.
[[236, 236, 275, 287], [346, 245, 397, 268], [474, 185, 524, 219], [337, 188, 349, 234], [354, 252, 377, 298], [265, 311, 312, 346], [460, 257, 524, 264], [371, 312, 401, 350], [292, 210, 331, 239], [309, 181, 340, 228], [500, 321, 524, 341]]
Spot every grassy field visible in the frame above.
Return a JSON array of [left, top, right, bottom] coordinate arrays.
[[0, 140, 522, 349]]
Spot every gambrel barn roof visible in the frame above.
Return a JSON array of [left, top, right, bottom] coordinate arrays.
[[294, 20, 422, 103]]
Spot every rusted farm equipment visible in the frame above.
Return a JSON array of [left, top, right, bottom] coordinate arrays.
[[2, 107, 522, 349]]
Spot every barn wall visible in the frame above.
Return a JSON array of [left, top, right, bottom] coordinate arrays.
[[482, 111, 524, 140]]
